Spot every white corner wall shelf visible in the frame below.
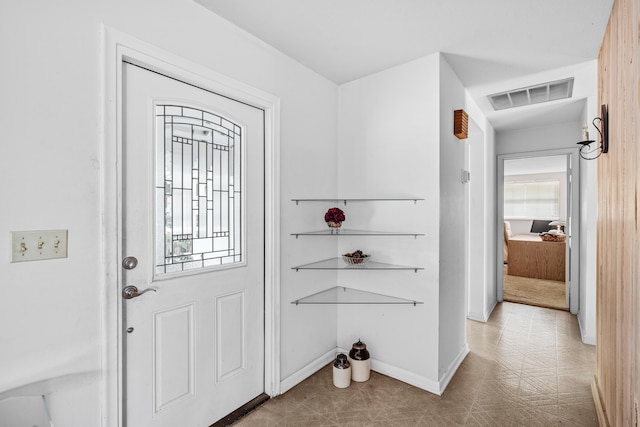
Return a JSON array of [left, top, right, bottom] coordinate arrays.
[[292, 257, 423, 272], [290, 197, 424, 305], [291, 229, 424, 238], [291, 286, 423, 306], [291, 198, 424, 205]]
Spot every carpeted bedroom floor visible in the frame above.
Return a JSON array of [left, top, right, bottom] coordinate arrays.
[[503, 265, 567, 311]]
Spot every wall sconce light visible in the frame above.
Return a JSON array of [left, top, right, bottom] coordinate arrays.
[[577, 104, 609, 160], [454, 109, 468, 139]]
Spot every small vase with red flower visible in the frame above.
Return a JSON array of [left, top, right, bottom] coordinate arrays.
[[324, 207, 345, 233]]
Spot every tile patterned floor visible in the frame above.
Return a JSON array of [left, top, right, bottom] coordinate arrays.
[[233, 302, 597, 426]]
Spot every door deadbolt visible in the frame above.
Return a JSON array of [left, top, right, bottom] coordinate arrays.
[[122, 256, 138, 270]]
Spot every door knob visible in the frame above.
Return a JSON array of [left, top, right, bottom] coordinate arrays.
[[122, 256, 138, 270], [122, 285, 157, 300]]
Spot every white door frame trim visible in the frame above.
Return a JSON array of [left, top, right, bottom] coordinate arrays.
[[99, 25, 281, 427]]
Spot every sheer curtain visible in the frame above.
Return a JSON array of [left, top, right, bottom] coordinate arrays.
[[504, 180, 560, 219]]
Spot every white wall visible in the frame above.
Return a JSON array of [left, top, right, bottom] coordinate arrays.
[[0, 1, 339, 425], [497, 122, 583, 154], [437, 56, 470, 380], [0, 1, 511, 424], [467, 122, 500, 323], [578, 96, 598, 345], [337, 55, 442, 387], [465, 93, 498, 322]]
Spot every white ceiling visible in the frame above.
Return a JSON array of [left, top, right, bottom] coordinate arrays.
[[195, 0, 614, 131]]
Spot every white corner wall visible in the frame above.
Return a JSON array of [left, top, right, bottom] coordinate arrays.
[[335, 53, 493, 393], [336, 54, 442, 389], [0, 1, 339, 425]]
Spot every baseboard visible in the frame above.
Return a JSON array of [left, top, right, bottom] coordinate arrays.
[[468, 299, 498, 323], [578, 314, 596, 345], [437, 344, 470, 394], [485, 299, 498, 320], [370, 358, 441, 396], [281, 347, 442, 397], [467, 311, 485, 322], [591, 376, 609, 427], [279, 348, 336, 394]]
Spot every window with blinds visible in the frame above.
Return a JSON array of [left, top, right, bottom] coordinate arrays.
[[504, 180, 560, 219]]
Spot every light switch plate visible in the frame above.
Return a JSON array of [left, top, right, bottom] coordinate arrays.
[[461, 169, 471, 184], [11, 230, 68, 262]]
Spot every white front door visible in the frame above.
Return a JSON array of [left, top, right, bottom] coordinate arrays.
[[122, 62, 265, 427]]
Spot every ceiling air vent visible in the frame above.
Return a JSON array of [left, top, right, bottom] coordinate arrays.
[[488, 78, 574, 111]]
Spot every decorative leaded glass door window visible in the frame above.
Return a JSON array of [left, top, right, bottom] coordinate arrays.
[[155, 104, 242, 275]]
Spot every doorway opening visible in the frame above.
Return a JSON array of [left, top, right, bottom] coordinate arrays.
[[503, 155, 568, 310], [497, 150, 580, 314]]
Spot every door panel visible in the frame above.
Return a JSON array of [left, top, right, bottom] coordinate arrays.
[[123, 62, 264, 427], [216, 291, 245, 380], [153, 304, 195, 413]]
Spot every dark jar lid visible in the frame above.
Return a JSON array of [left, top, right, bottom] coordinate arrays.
[[334, 353, 350, 369], [349, 339, 370, 360], [351, 339, 367, 350]]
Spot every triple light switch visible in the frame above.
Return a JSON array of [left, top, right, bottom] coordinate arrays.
[[11, 230, 68, 262]]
